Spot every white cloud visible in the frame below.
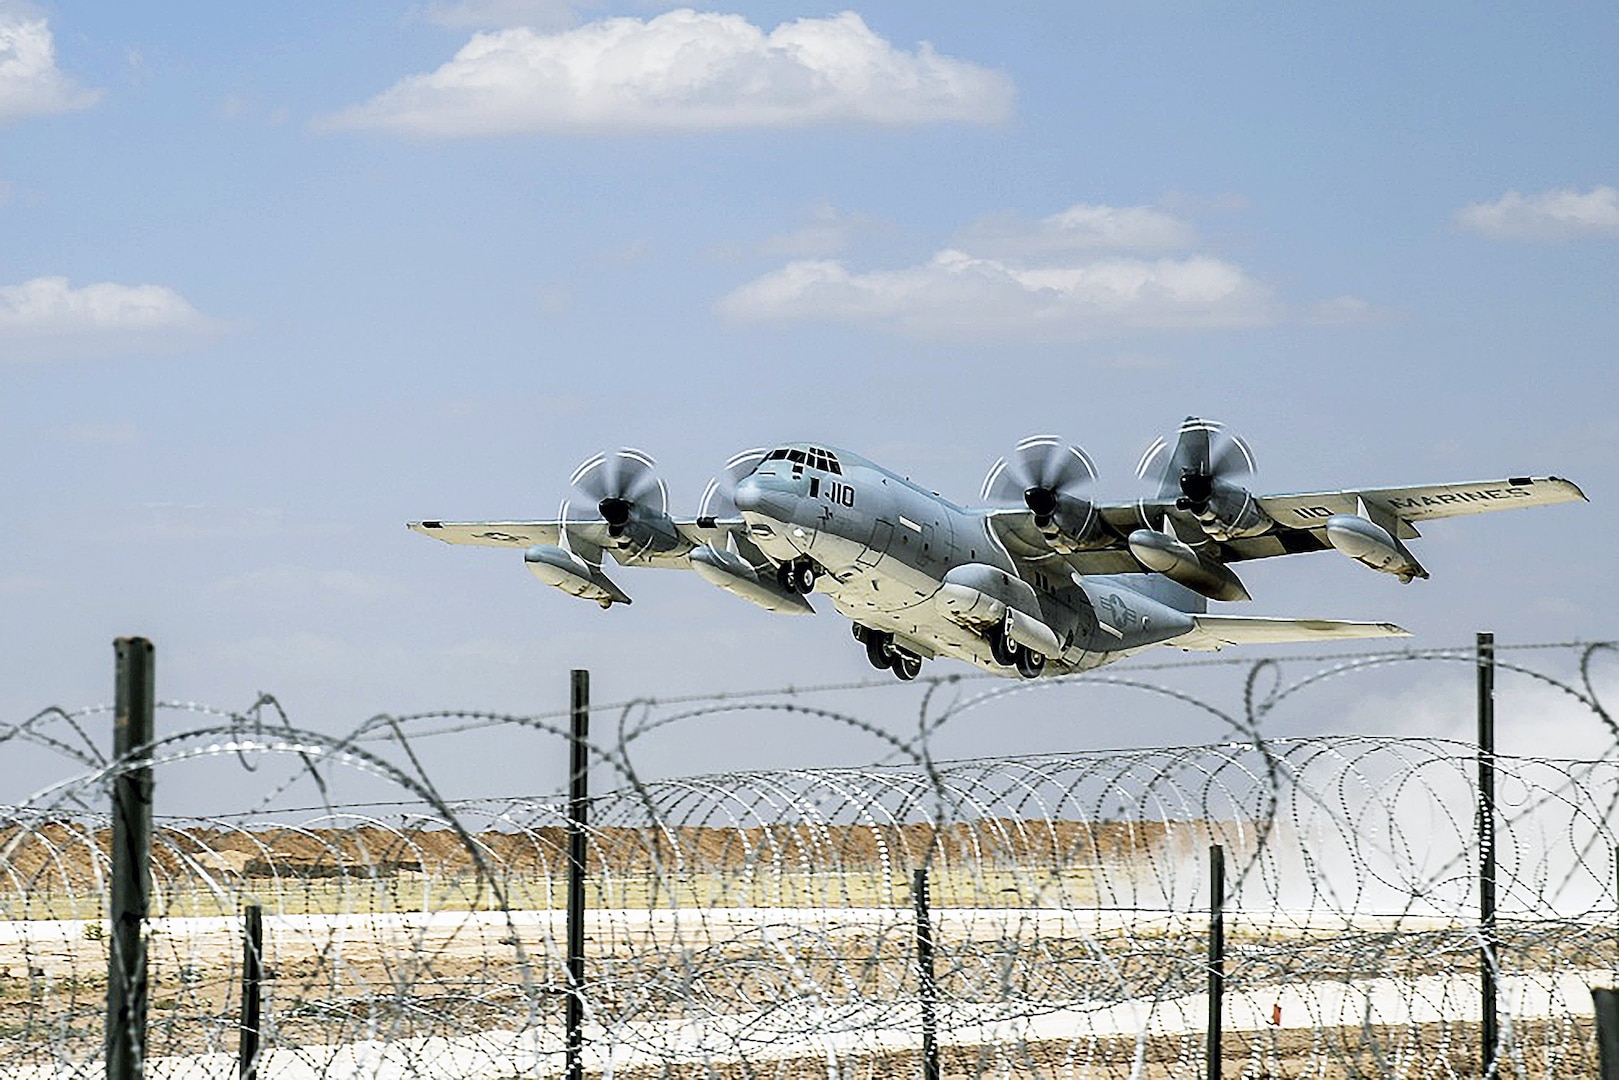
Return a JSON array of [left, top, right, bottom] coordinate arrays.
[[1456, 185, 1619, 241], [318, 9, 1013, 136], [719, 248, 1276, 340], [720, 200, 1278, 340], [0, 9, 101, 124], [758, 201, 875, 258], [953, 202, 1197, 258], [0, 276, 216, 360]]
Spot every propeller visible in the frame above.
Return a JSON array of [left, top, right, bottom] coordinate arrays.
[[1135, 417, 1255, 514], [1135, 417, 1272, 541], [982, 436, 1099, 542], [699, 447, 769, 522], [698, 447, 771, 569], [565, 448, 669, 551]]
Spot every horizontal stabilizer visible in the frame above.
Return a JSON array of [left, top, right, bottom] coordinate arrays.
[[1172, 615, 1410, 652]]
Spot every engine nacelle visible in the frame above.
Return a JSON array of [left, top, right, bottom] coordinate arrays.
[[1181, 481, 1273, 541], [934, 563, 1062, 658], [525, 545, 631, 607], [690, 546, 814, 615], [1127, 528, 1251, 602], [1325, 514, 1428, 583], [1029, 491, 1108, 554]]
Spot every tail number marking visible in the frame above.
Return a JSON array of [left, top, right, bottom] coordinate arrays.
[[826, 481, 856, 508]]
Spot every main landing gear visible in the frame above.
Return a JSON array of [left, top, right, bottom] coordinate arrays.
[[776, 558, 819, 595], [853, 626, 923, 681], [985, 617, 1046, 679]]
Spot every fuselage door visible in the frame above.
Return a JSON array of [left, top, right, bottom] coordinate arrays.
[[858, 518, 894, 568]]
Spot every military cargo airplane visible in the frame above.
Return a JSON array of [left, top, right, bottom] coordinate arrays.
[[410, 419, 1585, 680]]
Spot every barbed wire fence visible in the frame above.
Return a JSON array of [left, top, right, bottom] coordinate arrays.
[[1, 638, 1617, 1079]]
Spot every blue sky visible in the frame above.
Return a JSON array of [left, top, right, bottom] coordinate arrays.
[[3, 1, 1615, 794]]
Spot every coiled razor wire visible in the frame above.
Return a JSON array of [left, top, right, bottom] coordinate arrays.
[[0, 640, 1616, 1079]]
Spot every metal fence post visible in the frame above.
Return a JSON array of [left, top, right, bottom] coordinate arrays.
[[1478, 631, 1498, 1079], [238, 904, 263, 1080], [1207, 843, 1225, 1080], [566, 670, 590, 1080], [107, 637, 154, 1080], [1596, 989, 1619, 1080], [913, 868, 940, 1080]]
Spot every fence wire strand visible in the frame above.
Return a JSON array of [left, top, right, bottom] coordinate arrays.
[[2, 641, 1617, 1079]]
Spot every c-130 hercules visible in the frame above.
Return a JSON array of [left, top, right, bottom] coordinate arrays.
[[411, 418, 1585, 681]]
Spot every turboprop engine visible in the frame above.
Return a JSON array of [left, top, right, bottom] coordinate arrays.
[[1324, 504, 1429, 583], [1139, 418, 1274, 542], [570, 448, 684, 560], [982, 435, 1108, 554], [934, 563, 1063, 658]]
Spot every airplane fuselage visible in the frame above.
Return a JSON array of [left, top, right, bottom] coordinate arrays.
[[733, 443, 1199, 676]]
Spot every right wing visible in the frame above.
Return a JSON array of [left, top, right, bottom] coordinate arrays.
[[408, 518, 743, 568]]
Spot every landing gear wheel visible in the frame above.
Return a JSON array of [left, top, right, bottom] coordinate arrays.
[[1015, 649, 1046, 679], [866, 634, 893, 670], [793, 561, 817, 594], [892, 652, 922, 681], [777, 562, 796, 592], [988, 624, 1019, 667]]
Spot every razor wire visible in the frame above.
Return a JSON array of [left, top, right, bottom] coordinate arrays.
[[0, 640, 1616, 1079]]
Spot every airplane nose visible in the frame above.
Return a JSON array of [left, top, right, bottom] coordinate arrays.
[[733, 475, 765, 514]]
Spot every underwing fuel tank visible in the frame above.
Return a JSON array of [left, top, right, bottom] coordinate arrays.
[[934, 563, 1063, 657], [524, 545, 632, 608], [1324, 514, 1428, 583], [1127, 528, 1251, 602], [690, 545, 815, 615]]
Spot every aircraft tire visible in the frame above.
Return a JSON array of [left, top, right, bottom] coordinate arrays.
[[1015, 649, 1046, 679], [892, 652, 922, 680], [794, 561, 817, 594], [777, 562, 796, 593], [988, 625, 1018, 667], [866, 635, 892, 670]]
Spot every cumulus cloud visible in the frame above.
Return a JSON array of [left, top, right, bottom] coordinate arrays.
[[720, 249, 1275, 340], [0, 8, 101, 124], [953, 202, 1198, 258], [1456, 185, 1619, 241], [0, 276, 217, 361], [720, 200, 1279, 340], [318, 9, 1013, 135]]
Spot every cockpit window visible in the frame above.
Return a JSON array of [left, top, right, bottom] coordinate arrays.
[[787, 449, 806, 464], [767, 448, 790, 461], [825, 452, 842, 475]]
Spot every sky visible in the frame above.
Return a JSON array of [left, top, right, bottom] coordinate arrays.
[[2, 1, 1616, 804]]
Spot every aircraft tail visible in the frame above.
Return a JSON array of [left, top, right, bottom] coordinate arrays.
[[1090, 573, 1208, 614], [1171, 615, 1409, 652]]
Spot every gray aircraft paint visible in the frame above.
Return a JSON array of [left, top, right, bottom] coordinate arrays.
[[410, 425, 1585, 681]]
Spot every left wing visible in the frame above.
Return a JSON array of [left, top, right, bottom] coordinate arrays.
[[987, 474, 1585, 579]]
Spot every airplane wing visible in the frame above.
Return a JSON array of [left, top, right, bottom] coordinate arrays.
[[1170, 615, 1410, 652], [1255, 476, 1586, 529], [988, 474, 1585, 576], [408, 518, 742, 567]]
